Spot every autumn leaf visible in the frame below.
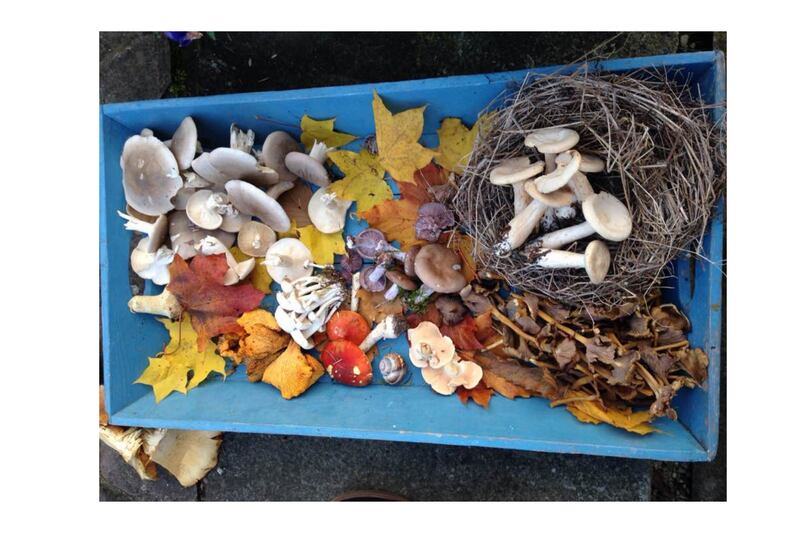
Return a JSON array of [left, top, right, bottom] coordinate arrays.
[[397, 162, 451, 205], [356, 288, 404, 326], [456, 381, 494, 408], [230, 246, 272, 294], [441, 315, 483, 351], [360, 198, 424, 251], [328, 149, 394, 214], [297, 224, 346, 264], [444, 231, 477, 283], [461, 351, 561, 400], [372, 91, 437, 184], [300, 115, 357, 150], [407, 303, 443, 329], [557, 391, 656, 435], [167, 255, 264, 350], [278, 183, 313, 228], [135, 313, 226, 403], [434, 114, 494, 175]]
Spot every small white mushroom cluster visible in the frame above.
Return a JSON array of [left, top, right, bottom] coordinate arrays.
[[274, 271, 346, 349], [407, 321, 483, 395], [121, 117, 344, 320], [489, 126, 633, 284]]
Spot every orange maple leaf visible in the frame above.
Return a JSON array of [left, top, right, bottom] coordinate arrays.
[[456, 381, 494, 408]]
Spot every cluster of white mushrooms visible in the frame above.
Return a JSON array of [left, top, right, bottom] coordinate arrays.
[[407, 321, 482, 395], [490, 126, 633, 284], [274, 272, 345, 350], [120, 116, 351, 342]]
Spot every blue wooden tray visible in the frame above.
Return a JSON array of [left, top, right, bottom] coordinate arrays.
[[101, 51, 724, 461]]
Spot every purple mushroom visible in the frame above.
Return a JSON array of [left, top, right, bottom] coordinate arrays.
[[339, 249, 363, 283], [360, 265, 387, 292], [415, 202, 455, 242], [346, 228, 400, 260]]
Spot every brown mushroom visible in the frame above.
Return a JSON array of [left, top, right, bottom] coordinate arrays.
[[384, 270, 418, 300], [412, 244, 467, 302]]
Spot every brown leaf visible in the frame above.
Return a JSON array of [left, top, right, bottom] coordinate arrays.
[[278, 182, 313, 227], [624, 312, 652, 339], [607, 352, 641, 386], [517, 315, 541, 335], [651, 304, 690, 331], [473, 310, 495, 343], [542, 300, 570, 322], [441, 315, 483, 351], [585, 336, 617, 365], [554, 338, 577, 369], [406, 303, 443, 329], [657, 327, 687, 345], [456, 381, 494, 408], [463, 351, 560, 400], [460, 285, 492, 315], [356, 288, 404, 326], [522, 293, 540, 316], [397, 162, 450, 204], [675, 347, 709, 383], [640, 349, 675, 383]]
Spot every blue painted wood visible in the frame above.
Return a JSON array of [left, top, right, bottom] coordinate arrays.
[[101, 51, 724, 461]]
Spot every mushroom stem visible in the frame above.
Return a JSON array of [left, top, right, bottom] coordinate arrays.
[[568, 171, 595, 202], [351, 272, 361, 312], [359, 315, 407, 352], [536, 310, 591, 346], [412, 284, 436, 304], [264, 254, 290, 267], [532, 221, 596, 250], [367, 264, 389, 284], [544, 153, 556, 174], [308, 140, 331, 163], [128, 290, 183, 320], [494, 200, 548, 255], [384, 284, 400, 300], [512, 181, 531, 215]]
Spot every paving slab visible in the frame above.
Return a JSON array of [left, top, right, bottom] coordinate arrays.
[[201, 434, 651, 501]]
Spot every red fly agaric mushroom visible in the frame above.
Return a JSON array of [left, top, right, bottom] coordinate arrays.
[[320, 339, 373, 386], [489, 156, 545, 215], [494, 186, 574, 255], [260, 131, 301, 183], [121, 134, 183, 216], [326, 310, 370, 345], [532, 191, 633, 249], [225, 179, 291, 233], [413, 244, 467, 300], [533, 239, 611, 284], [284, 140, 332, 187], [524, 127, 580, 173]]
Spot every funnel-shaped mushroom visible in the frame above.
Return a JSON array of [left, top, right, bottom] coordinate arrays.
[[260, 131, 301, 182], [237, 221, 276, 257], [170, 117, 197, 170], [121, 135, 183, 216], [489, 157, 545, 215], [210, 147, 279, 187], [421, 357, 483, 396], [533, 192, 633, 249], [284, 141, 331, 187], [524, 127, 580, 172], [308, 186, 351, 234], [264, 238, 313, 283], [225, 180, 290, 232], [533, 240, 611, 284], [407, 321, 455, 369]]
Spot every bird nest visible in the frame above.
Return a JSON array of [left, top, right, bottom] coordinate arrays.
[[454, 66, 726, 308]]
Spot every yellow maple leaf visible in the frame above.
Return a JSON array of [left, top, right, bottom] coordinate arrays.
[[372, 91, 437, 184], [558, 391, 656, 435], [359, 198, 424, 251], [230, 246, 272, 294], [328, 149, 394, 214], [135, 313, 226, 403], [435, 113, 494, 175], [277, 220, 300, 240], [297, 224, 345, 265], [300, 115, 357, 150]]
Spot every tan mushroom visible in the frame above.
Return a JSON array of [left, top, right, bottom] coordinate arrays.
[[284, 140, 331, 187], [533, 240, 611, 284], [489, 157, 545, 215], [169, 117, 198, 170], [237, 221, 276, 257], [260, 131, 301, 183], [308, 186, 351, 234], [209, 147, 279, 187], [532, 191, 632, 249], [121, 134, 182, 216], [225, 180, 291, 233], [495, 185, 574, 255], [524, 127, 580, 173]]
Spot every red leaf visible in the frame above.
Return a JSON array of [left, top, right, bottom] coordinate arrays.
[[456, 381, 494, 409], [441, 315, 484, 351], [397, 162, 450, 205], [473, 310, 495, 343], [406, 304, 443, 329], [167, 255, 265, 350]]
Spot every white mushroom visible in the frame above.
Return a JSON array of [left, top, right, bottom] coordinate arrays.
[[130, 238, 174, 285], [229, 123, 255, 153], [532, 240, 611, 284], [237, 221, 276, 257], [168, 211, 235, 260], [264, 238, 313, 283], [209, 147, 279, 187], [225, 180, 290, 232], [359, 315, 408, 352], [494, 187, 575, 255], [284, 140, 331, 187], [489, 157, 545, 215], [194, 236, 255, 286], [308, 186, 351, 234], [552, 151, 595, 201], [531, 191, 633, 249], [185, 189, 241, 230], [421, 358, 483, 396], [170, 117, 198, 170], [274, 271, 345, 349], [524, 127, 580, 173], [182, 170, 212, 189], [120, 134, 183, 216], [407, 321, 456, 369], [142, 429, 221, 488], [260, 131, 301, 183], [128, 289, 183, 320], [266, 180, 296, 200], [350, 272, 361, 312], [117, 211, 168, 253], [534, 149, 582, 194], [191, 152, 229, 185]]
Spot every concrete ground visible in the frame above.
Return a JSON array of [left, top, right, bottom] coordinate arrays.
[[99, 31, 726, 501]]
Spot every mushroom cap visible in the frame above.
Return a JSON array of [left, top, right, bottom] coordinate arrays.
[[489, 157, 545, 185], [308, 187, 352, 234], [266, 180, 295, 200], [404, 244, 422, 277], [284, 152, 330, 187], [260, 131, 301, 182], [360, 265, 387, 292], [121, 135, 182, 216], [172, 187, 195, 210], [572, 152, 606, 173], [421, 366, 458, 395], [225, 180, 291, 233], [237, 221, 276, 257], [524, 127, 580, 154], [264, 238, 312, 283], [168, 211, 234, 259], [219, 211, 250, 233], [210, 147, 279, 187], [584, 240, 611, 284], [582, 192, 633, 242], [131, 240, 174, 285], [421, 357, 481, 395], [524, 181, 575, 207], [407, 321, 456, 369], [533, 150, 582, 194], [191, 152, 229, 185], [170, 117, 197, 170], [414, 244, 467, 294], [386, 270, 418, 291], [126, 204, 158, 223], [185, 189, 224, 230]]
